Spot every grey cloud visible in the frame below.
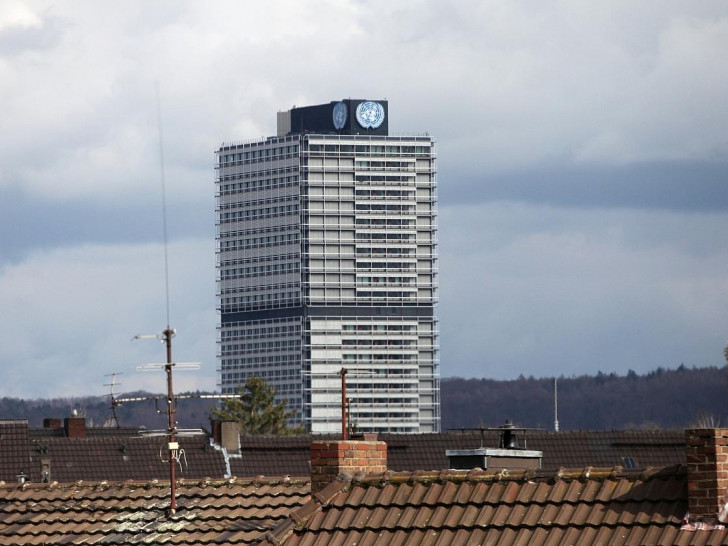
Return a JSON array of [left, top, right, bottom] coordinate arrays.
[[439, 160, 728, 212], [1, 0, 727, 398], [0, 188, 213, 264], [437, 202, 728, 380]]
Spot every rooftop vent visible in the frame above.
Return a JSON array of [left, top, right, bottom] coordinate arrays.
[[446, 419, 543, 471], [499, 419, 520, 449]]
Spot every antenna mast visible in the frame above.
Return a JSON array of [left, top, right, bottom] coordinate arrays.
[[554, 377, 560, 432], [162, 328, 178, 514]]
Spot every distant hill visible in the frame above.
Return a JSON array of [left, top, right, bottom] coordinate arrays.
[[1, 365, 726, 431], [441, 365, 728, 431]]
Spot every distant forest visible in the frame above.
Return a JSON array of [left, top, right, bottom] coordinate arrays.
[[1, 365, 726, 432]]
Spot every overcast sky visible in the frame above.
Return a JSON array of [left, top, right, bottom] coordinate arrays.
[[1, 1, 727, 400]]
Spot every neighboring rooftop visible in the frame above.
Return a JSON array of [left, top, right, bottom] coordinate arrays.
[[0, 418, 228, 483], [231, 429, 686, 477], [262, 466, 706, 546], [1, 418, 687, 484], [0, 477, 309, 545], [2, 429, 728, 545]]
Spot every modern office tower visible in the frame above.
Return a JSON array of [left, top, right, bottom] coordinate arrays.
[[216, 99, 439, 433]]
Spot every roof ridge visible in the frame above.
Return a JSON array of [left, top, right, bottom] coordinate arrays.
[[259, 474, 352, 546], [0, 475, 311, 491], [345, 464, 687, 487]]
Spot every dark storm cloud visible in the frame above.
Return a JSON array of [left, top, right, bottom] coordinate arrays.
[[440, 160, 728, 212], [0, 189, 213, 264]]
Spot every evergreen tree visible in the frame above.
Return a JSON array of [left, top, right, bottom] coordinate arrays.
[[211, 376, 304, 434]]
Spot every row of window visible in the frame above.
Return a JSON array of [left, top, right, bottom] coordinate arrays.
[[219, 194, 298, 211], [220, 262, 300, 279], [218, 223, 299, 239], [217, 165, 298, 181], [219, 281, 299, 296], [355, 261, 416, 270], [219, 204, 299, 223], [341, 354, 416, 361], [221, 291, 300, 306], [221, 354, 300, 367], [219, 145, 300, 164], [223, 339, 301, 352], [307, 144, 430, 155], [221, 322, 301, 340], [217, 175, 299, 194], [331, 382, 418, 391], [220, 252, 299, 267], [354, 189, 415, 198], [356, 276, 415, 284], [348, 397, 417, 405], [355, 232, 414, 241], [354, 160, 414, 170], [355, 218, 415, 227], [341, 339, 416, 347], [354, 204, 416, 213], [355, 248, 415, 256], [219, 233, 300, 251], [354, 175, 416, 183], [340, 324, 418, 332], [355, 290, 418, 298]]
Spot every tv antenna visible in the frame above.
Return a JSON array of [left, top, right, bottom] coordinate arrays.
[[554, 377, 560, 432], [118, 84, 190, 517], [132, 328, 200, 515], [107, 85, 240, 515]]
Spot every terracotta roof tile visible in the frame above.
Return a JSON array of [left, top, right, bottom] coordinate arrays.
[[257, 465, 725, 546], [0, 421, 32, 483], [0, 477, 310, 545]]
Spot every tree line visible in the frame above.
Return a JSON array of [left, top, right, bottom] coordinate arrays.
[[0, 365, 726, 432], [441, 365, 728, 431]]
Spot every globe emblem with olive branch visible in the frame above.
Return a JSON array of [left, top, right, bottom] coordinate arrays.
[[332, 102, 347, 130], [355, 101, 385, 129]]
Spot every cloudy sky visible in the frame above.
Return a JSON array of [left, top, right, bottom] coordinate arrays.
[[1, 1, 727, 400]]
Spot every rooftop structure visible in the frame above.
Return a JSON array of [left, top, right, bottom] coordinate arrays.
[[0, 418, 687, 484]]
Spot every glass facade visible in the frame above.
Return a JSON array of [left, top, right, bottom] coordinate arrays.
[[216, 127, 439, 433]]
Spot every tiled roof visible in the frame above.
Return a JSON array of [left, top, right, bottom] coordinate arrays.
[[27, 433, 229, 482], [0, 420, 31, 483], [29, 425, 146, 439], [0, 477, 310, 545], [2, 420, 230, 483], [262, 466, 728, 546], [232, 429, 685, 477]]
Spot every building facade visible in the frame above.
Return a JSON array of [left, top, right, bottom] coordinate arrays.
[[216, 99, 439, 433]]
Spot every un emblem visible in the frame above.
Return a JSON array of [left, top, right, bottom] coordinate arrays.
[[333, 102, 347, 130], [355, 101, 385, 129]]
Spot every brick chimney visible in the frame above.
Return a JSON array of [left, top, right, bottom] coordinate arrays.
[[211, 420, 241, 453], [310, 437, 387, 493], [43, 418, 62, 429], [64, 416, 86, 438], [685, 429, 728, 522]]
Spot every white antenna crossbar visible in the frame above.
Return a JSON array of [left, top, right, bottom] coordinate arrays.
[[136, 362, 201, 371]]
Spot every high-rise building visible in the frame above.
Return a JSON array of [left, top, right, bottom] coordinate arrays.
[[215, 99, 439, 433]]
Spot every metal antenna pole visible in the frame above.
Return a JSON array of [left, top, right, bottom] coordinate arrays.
[[340, 368, 347, 440], [554, 377, 560, 432], [164, 328, 178, 515]]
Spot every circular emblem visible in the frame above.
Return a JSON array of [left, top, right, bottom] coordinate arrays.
[[355, 101, 385, 129], [332, 102, 347, 130]]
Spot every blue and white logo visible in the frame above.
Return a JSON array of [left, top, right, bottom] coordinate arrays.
[[333, 102, 347, 130], [355, 101, 385, 129]]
